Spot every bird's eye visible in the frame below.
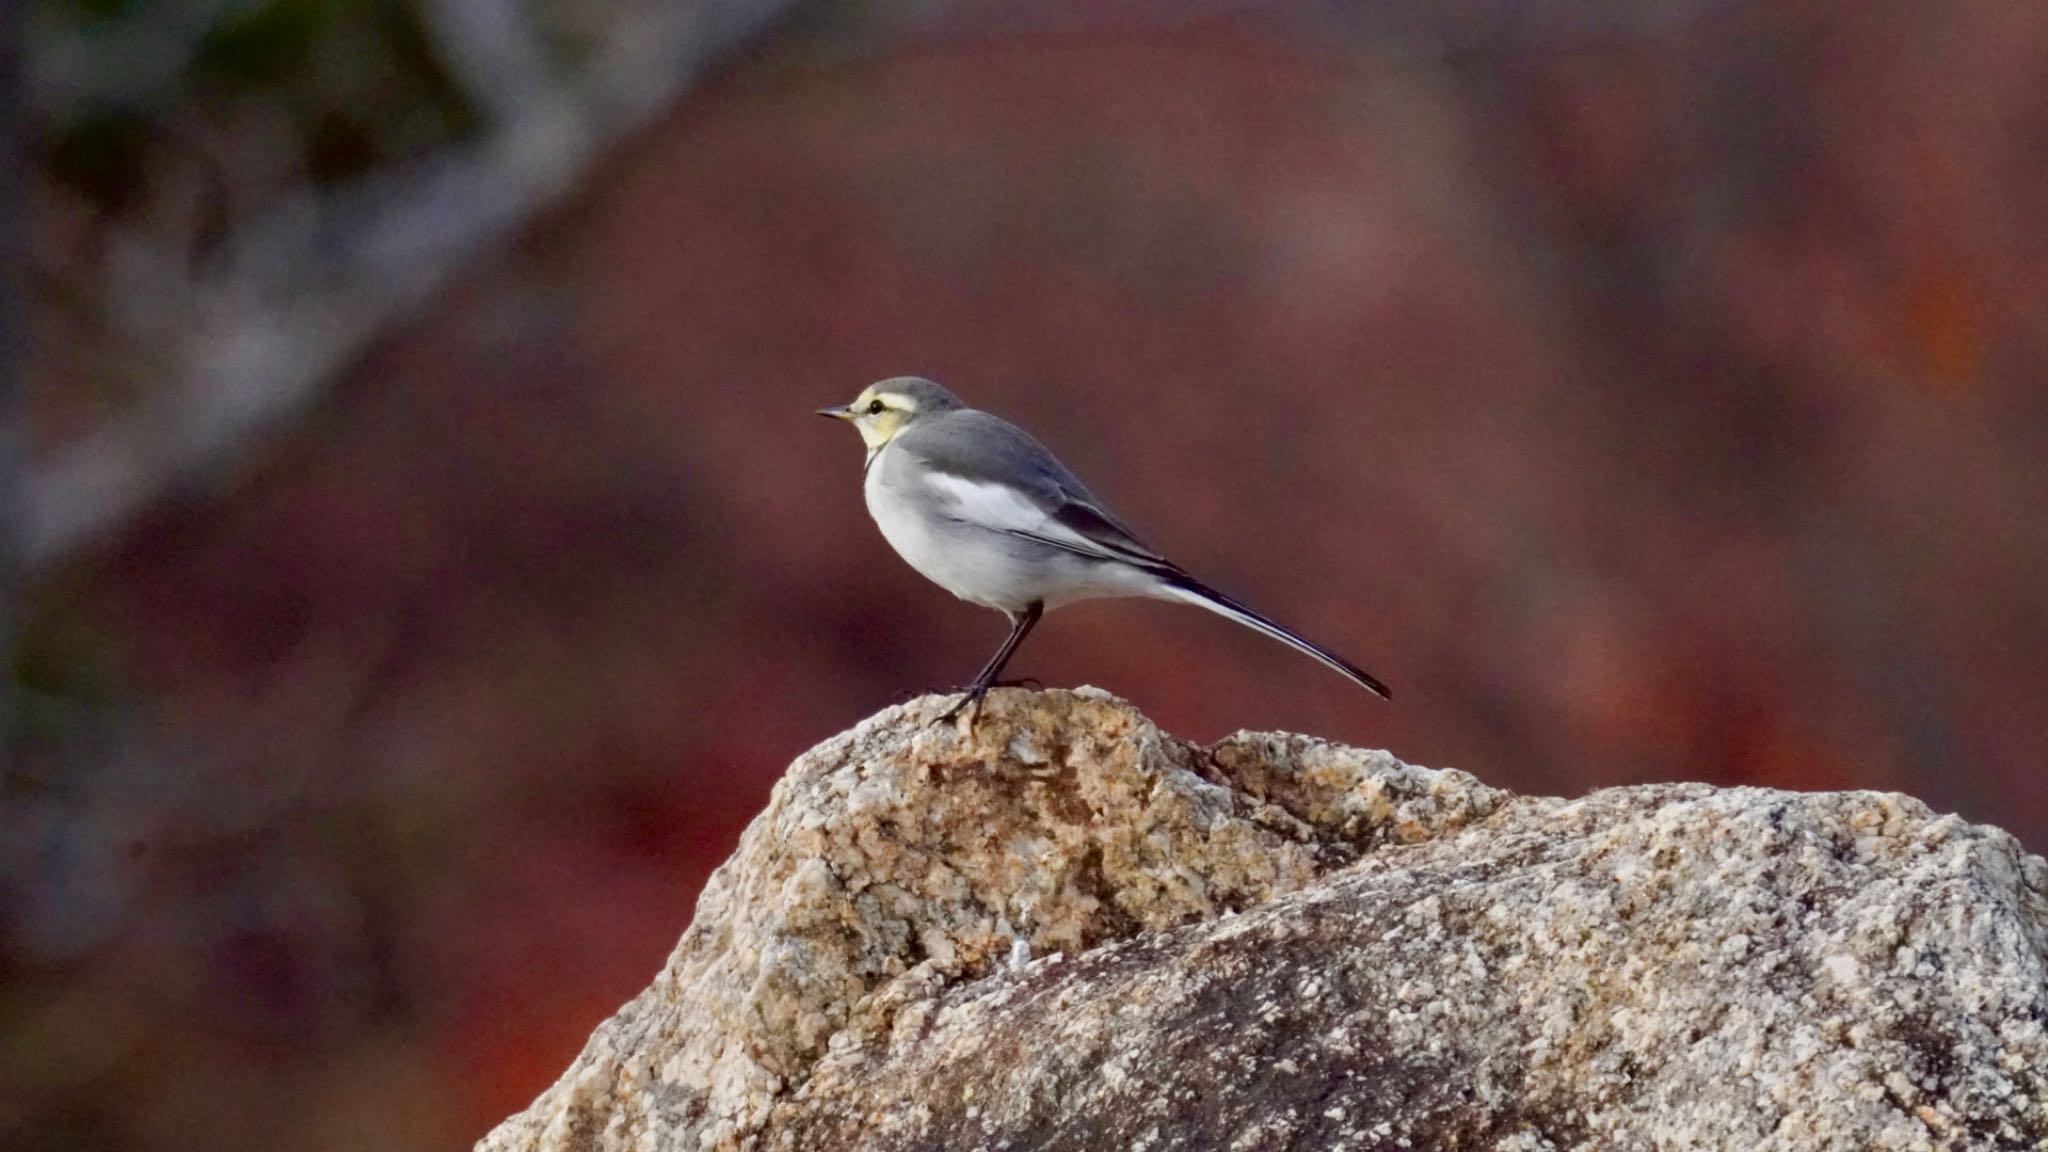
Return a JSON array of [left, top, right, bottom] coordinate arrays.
[[866, 399, 887, 415]]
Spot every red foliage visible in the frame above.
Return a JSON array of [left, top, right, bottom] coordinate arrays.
[[22, 10, 2048, 1150]]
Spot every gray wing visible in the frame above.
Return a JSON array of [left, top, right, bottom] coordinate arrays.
[[895, 410, 1177, 571]]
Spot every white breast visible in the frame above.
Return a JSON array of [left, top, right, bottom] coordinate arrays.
[[863, 447, 1044, 612], [863, 443, 1160, 612]]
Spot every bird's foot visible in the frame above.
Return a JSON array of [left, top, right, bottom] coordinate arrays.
[[929, 684, 992, 728], [925, 677, 1050, 729], [901, 679, 1039, 705], [918, 678, 1040, 712], [940, 678, 1041, 694]]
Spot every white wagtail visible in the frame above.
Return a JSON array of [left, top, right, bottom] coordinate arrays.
[[819, 377, 1391, 723]]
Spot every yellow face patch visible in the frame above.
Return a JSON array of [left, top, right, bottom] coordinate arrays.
[[848, 388, 916, 451]]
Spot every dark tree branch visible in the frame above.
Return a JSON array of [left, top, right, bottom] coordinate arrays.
[[21, 0, 814, 571], [1, 0, 24, 758]]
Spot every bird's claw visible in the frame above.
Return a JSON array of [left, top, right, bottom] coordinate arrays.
[[929, 685, 990, 729], [922, 677, 1047, 729]]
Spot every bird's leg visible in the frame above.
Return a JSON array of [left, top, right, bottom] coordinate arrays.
[[934, 602, 1043, 727]]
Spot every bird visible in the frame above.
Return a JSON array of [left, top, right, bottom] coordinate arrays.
[[817, 376, 1390, 724]]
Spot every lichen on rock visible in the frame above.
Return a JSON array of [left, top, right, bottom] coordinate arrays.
[[479, 688, 2048, 1151]]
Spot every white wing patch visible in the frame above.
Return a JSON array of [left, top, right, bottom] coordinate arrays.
[[925, 473, 1106, 554]]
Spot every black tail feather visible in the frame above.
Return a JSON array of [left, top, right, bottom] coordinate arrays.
[[1159, 572, 1392, 700]]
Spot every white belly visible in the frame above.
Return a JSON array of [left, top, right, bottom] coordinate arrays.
[[863, 448, 1154, 612], [866, 464, 1032, 610]]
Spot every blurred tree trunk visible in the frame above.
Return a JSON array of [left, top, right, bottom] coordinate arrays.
[[21, 0, 813, 572], [1, 0, 22, 759]]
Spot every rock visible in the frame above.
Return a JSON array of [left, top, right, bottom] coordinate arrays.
[[477, 689, 2048, 1151]]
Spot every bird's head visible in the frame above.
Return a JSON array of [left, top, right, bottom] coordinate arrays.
[[816, 376, 962, 455]]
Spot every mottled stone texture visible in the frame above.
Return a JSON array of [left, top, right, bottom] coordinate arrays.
[[479, 689, 2048, 1151]]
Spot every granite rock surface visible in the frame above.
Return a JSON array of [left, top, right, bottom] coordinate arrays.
[[479, 689, 2048, 1151]]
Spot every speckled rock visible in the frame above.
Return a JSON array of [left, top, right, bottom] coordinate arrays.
[[478, 689, 2048, 1152]]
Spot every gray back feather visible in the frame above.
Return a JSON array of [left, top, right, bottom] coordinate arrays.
[[897, 409, 1171, 568], [874, 377, 966, 414]]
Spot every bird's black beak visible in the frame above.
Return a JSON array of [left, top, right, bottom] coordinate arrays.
[[816, 405, 854, 420]]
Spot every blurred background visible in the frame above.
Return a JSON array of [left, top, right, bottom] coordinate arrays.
[[7, 0, 2048, 1148]]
